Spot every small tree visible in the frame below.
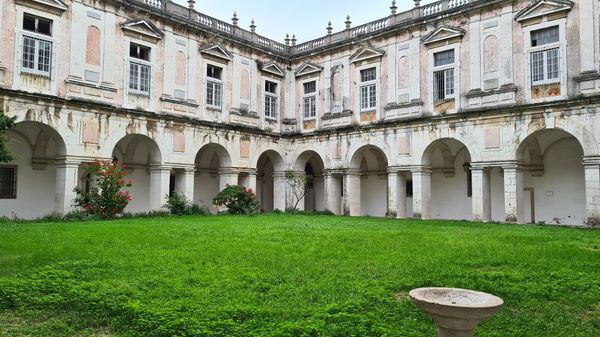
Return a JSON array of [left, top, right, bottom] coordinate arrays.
[[0, 112, 16, 163], [285, 170, 307, 211], [74, 160, 133, 219], [213, 185, 260, 214]]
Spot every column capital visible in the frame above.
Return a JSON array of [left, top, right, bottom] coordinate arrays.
[[218, 167, 240, 175], [411, 165, 432, 174], [500, 161, 524, 170], [582, 156, 600, 167], [149, 164, 172, 173], [344, 168, 362, 176], [54, 155, 84, 167], [324, 168, 345, 176]]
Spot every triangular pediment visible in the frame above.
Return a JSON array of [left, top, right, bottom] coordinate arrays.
[[14, 0, 67, 14], [294, 62, 323, 77], [199, 43, 233, 62], [349, 46, 385, 64], [515, 0, 573, 22], [260, 62, 286, 77], [120, 19, 164, 40], [421, 26, 465, 45]]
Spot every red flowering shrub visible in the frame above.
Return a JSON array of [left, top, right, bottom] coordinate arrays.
[[212, 185, 260, 214], [74, 160, 133, 219]]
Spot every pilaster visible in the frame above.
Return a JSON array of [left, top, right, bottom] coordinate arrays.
[[503, 162, 524, 223], [411, 166, 432, 219], [149, 165, 171, 211], [583, 156, 600, 226], [343, 169, 361, 216], [55, 157, 80, 214], [471, 164, 491, 222]]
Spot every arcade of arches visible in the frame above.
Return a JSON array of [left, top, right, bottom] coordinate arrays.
[[1, 122, 596, 226]]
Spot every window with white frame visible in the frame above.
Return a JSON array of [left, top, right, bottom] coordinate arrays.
[[432, 49, 455, 101], [264, 80, 278, 119], [303, 81, 317, 119], [529, 26, 560, 86], [359, 67, 377, 111], [206, 64, 223, 108], [21, 14, 53, 77], [0, 166, 17, 199], [128, 43, 151, 95]]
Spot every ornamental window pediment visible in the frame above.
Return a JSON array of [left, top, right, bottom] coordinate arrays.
[[421, 26, 465, 46], [199, 43, 233, 63], [120, 19, 164, 41], [14, 0, 67, 15], [349, 46, 385, 64], [294, 62, 323, 78], [514, 0, 573, 23], [260, 61, 285, 77]]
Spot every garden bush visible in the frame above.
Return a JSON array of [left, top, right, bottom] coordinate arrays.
[[212, 185, 260, 215], [163, 193, 210, 215], [73, 160, 132, 219]]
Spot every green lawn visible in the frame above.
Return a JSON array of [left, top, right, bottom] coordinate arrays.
[[0, 215, 598, 337]]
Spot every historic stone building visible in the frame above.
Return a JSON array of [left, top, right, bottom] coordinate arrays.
[[0, 0, 599, 225]]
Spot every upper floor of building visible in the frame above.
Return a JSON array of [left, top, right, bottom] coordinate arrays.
[[0, 0, 599, 134]]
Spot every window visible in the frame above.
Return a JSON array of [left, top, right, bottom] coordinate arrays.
[[0, 166, 17, 199], [432, 49, 455, 101], [264, 81, 278, 119], [206, 64, 223, 108], [21, 14, 53, 77], [530, 26, 560, 86], [303, 81, 317, 119], [359, 67, 377, 111], [128, 43, 151, 95]]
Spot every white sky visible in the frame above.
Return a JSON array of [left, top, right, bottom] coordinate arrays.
[[173, 0, 437, 43]]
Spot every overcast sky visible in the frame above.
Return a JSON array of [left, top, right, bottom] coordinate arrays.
[[173, 0, 436, 43]]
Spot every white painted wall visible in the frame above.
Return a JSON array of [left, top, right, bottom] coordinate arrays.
[[361, 174, 387, 216], [194, 173, 219, 212]]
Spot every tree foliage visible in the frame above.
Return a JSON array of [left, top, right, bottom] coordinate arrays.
[[0, 112, 16, 163]]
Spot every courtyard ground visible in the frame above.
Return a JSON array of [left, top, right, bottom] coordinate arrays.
[[0, 214, 598, 336]]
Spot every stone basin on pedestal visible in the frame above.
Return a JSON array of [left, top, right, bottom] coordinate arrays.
[[409, 287, 504, 337]]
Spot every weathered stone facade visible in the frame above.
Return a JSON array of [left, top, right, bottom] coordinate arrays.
[[1, 0, 599, 226]]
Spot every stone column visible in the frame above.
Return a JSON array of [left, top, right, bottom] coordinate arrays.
[[175, 166, 195, 201], [272, 171, 287, 211], [387, 169, 399, 217], [149, 166, 171, 211], [412, 166, 431, 219], [471, 165, 492, 222], [55, 158, 80, 214], [397, 172, 407, 218], [503, 163, 524, 223], [324, 171, 342, 215], [218, 167, 239, 191], [583, 156, 600, 226], [343, 169, 361, 216], [245, 170, 258, 194]]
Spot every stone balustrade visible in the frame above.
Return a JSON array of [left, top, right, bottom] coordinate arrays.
[[128, 0, 478, 56]]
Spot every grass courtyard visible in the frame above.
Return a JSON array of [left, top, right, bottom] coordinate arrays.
[[0, 214, 598, 336]]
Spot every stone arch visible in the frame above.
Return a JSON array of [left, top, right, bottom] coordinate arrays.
[[515, 129, 585, 224], [1, 121, 68, 218], [483, 35, 498, 74], [294, 150, 326, 211], [193, 143, 234, 211], [86, 25, 101, 66], [175, 51, 186, 86], [256, 149, 286, 211], [347, 145, 388, 216], [112, 134, 162, 165], [421, 138, 473, 220], [195, 143, 232, 169]]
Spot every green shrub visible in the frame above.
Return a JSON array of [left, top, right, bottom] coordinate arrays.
[[212, 185, 260, 215], [73, 160, 133, 219], [163, 193, 210, 215]]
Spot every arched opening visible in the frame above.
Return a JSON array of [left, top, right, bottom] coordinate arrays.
[[194, 143, 232, 212], [256, 150, 285, 212], [112, 134, 162, 213], [294, 150, 325, 212], [422, 138, 472, 220], [1, 121, 67, 218], [348, 145, 388, 216], [516, 129, 585, 224]]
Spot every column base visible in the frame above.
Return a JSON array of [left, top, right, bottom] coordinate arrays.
[[586, 217, 600, 227]]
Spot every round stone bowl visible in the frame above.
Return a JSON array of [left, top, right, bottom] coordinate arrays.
[[409, 287, 504, 337]]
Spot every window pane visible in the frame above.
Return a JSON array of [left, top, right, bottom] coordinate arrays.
[[445, 69, 454, 96], [206, 82, 214, 105], [303, 81, 316, 94], [37, 18, 52, 36], [140, 64, 150, 92], [23, 15, 36, 32], [207, 65, 222, 79], [0, 166, 17, 199], [265, 81, 277, 94], [22, 36, 36, 69], [531, 50, 545, 83], [433, 69, 446, 100], [360, 68, 376, 82], [38, 40, 51, 72], [130, 44, 150, 61], [129, 63, 138, 90], [434, 50, 455, 67], [531, 26, 559, 47], [546, 48, 560, 80]]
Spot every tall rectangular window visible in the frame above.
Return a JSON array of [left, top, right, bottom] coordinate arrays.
[[21, 14, 53, 77], [206, 64, 223, 108], [264, 80, 278, 119], [128, 43, 151, 95], [0, 166, 17, 199], [359, 67, 377, 111], [530, 26, 560, 86], [432, 49, 455, 101], [303, 81, 317, 119]]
